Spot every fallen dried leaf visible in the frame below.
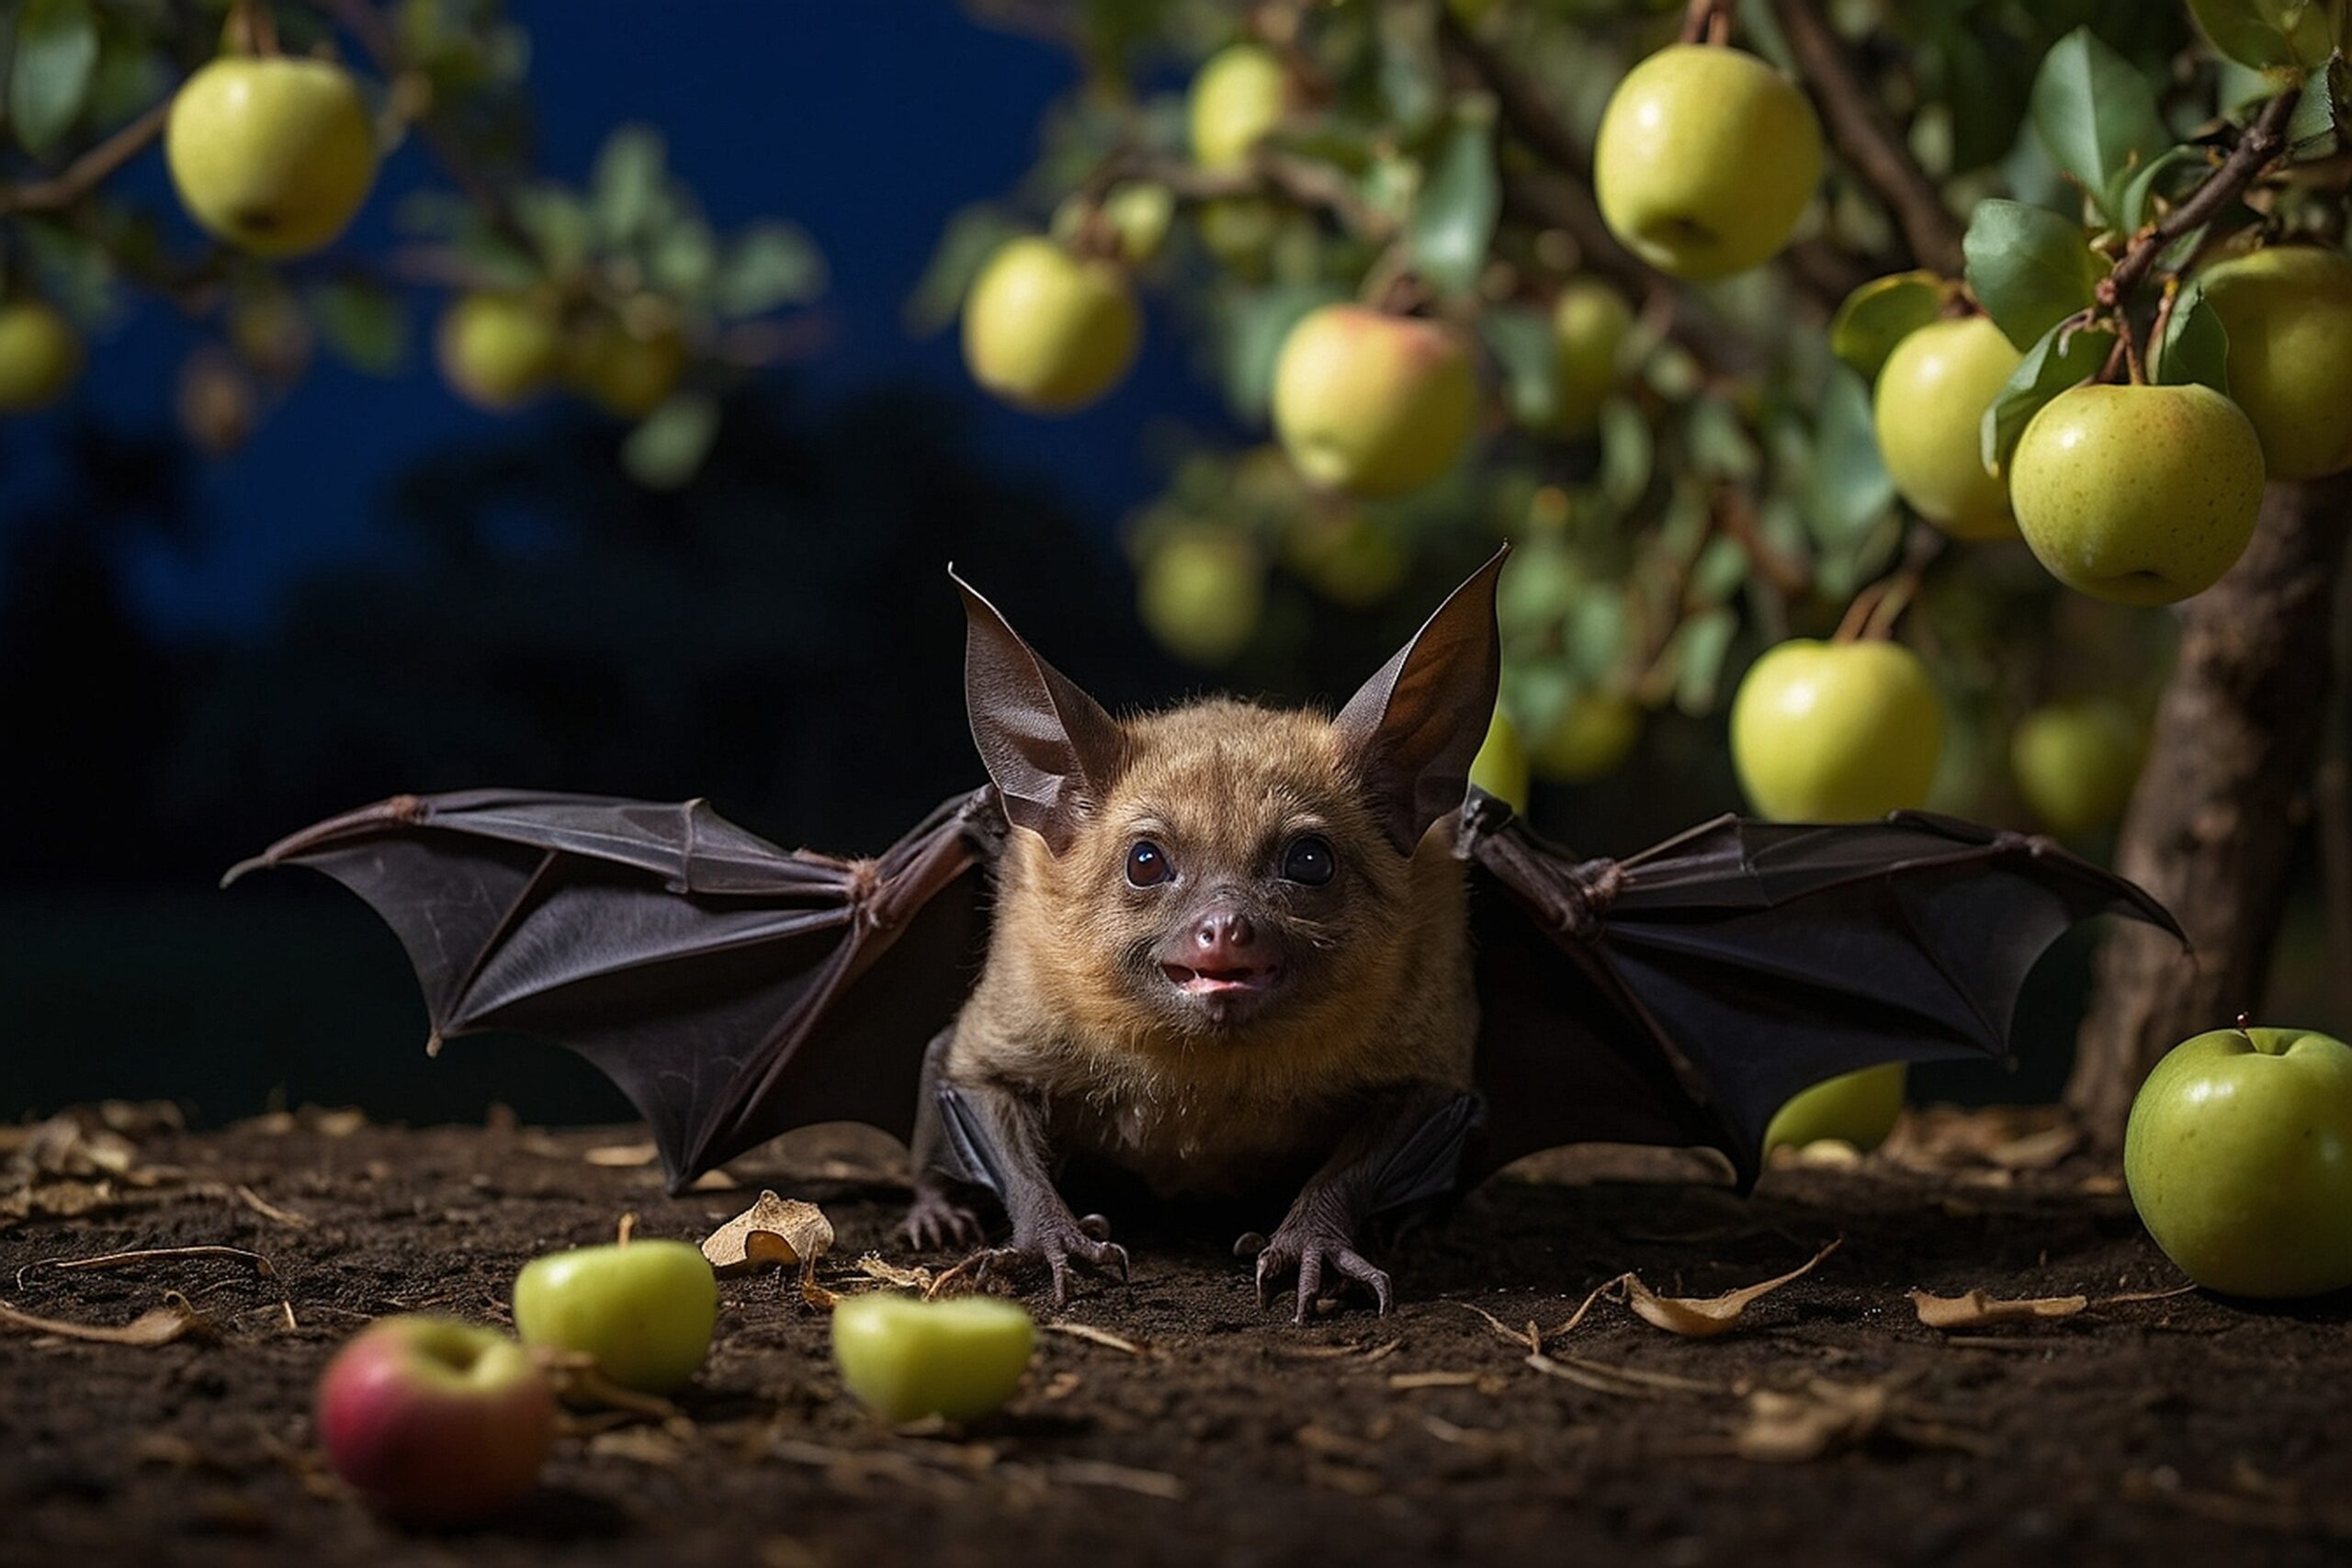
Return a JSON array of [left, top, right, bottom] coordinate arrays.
[[1388, 1371, 1485, 1392], [232, 1186, 312, 1227], [1045, 1459, 1186, 1501], [1910, 1289, 2087, 1329], [18, 1244, 276, 1289], [1044, 1321, 1147, 1357], [853, 1254, 932, 1291], [0, 1294, 213, 1346], [1736, 1378, 1889, 1462], [586, 1425, 688, 1465], [1623, 1241, 1839, 1338], [701, 1190, 835, 1283], [584, 1142, 660, 1168]]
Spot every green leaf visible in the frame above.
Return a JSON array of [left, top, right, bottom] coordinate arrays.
[[2188, 0, 2338, 73], [2115, 145, 2204, 233], [2153, 280, 2231, 394], [2029, 28, 2170, 222], [622, 393, 721, 491], [1979, 320, 2115, 474], [1407, 101, 1499, 302], [1803, 366, 1894, 547], [513, 184, 594, 278], [1962, 199, 2102, 349], [1598, 398, 1653, 511], [1218, 283, 1348, 423], [1828, 271, 1951, 381], [591, 126, 669, 248], [710, 222, 826, 317], [307, 276, 410, 376], [1478, 305, 1559, 430], [2287, 54, 2351, 156], [10, 0, 97, 156], [1669, 608, 1738, 716], [903, 205, 1024, 337]]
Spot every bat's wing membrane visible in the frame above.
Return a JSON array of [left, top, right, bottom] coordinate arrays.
[[225, 786, 1002, 1191], [1456, 792, 2181, 1188]]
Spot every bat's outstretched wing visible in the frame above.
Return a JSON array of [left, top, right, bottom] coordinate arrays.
[[224, 786, 1003, 1191], [1454, 790, 2182, 1189]]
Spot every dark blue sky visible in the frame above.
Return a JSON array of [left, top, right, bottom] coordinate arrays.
[[3, 5, 1230, 637]]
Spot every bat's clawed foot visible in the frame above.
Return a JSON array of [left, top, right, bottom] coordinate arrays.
[[896, 1186, 986, 1252], [1241, 1222, 1392, 1325], [975, 1212, 1130, 1306]]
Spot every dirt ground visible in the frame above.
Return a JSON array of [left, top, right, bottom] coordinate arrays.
[[4, 1106, 2350, 1568]]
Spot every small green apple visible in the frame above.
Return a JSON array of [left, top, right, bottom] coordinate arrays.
[[1189, 43, 1290, 170], [1282, 508, 1408, 607], [1468, 708, 1530, 812], [962, 236, 1141, 414], [2194, 245, 2352, 480], [1593, 44, 1822, 281], [1872, 316, 2021, 541], [831, 1293, 1035, 1423], [563, 305, 688, 419], [1271, 305, 1477, 497], [1138, 527, 1263, 665], [436, 292, 563, 412], [2009, 699, 2144, 838], [1530, 690, 1640, 784], [1764, 1063, 1907, 1154], [1051, 182, 1175, 267], [165, 56, 377, 258], [2009, 384, 2264, 606], [0, 300, 82, 412], [1730, 639, 1942, 821], [2124, 1025, 2352, 1297], [511, 1238, 718, 1394], [1552, 281, 1633, 435]]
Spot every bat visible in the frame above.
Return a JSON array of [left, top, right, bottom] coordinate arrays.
[[227, 550, 2178, 1317]]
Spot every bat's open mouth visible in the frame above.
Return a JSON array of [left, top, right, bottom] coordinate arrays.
[[1160, 962, 1283, 997]]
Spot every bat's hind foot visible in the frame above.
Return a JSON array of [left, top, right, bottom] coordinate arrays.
[[1242, 1221, 1392, 1325], [897, 1184, 987, 1252], [972, 1212, 1129, 1307]]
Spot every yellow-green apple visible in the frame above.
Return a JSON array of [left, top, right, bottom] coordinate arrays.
[[1283, 507, 1407, 607], [962, 236, 1141, 413], [1764, 1063, 1908, 1153], [1531, 690, 1640, 784], [2193, 245, 2352, 480], [1593, 45, 1822, 280], [2009, 384, 2264, 606], [1468, 708, 1530, 811], [832, 1293, 1035, 1423], [1271, 305, 1477, 497], [2009, 699, 2144, 837], [563, 305, 687, 419], [511, 1238, 718, 1394], [1730, 639, 1942, 821], [313, 1315, 555, 1522], [1189, 43, 1290, 169], [1138, 527, 1263, 665], [0, 300, 82, 412], [1553, 281, 1633, 434], [1872, 315, 2021, 540], [436, 292, 563, 411], [165, 56, 377, 258], [2124, 1025, 2352, 1297], [1052, 181, 1175, 266]]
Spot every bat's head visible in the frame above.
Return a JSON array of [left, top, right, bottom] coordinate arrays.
[[955, 550, 1503, 1042]]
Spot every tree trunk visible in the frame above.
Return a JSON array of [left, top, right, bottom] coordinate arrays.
[[2067, 473, 2352, 1146]]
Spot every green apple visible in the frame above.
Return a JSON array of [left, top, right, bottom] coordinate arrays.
[[2009, 699, 2144, 838], [563, 305, 687, 419], [1730, 639, 1942, 821], [1051, 182, 1175, 266], [2193, 245, 2352, 480], [831, 1293, 1034, 1423], [165, 56, 377, 258], [1283, 508, 1408, 607], [1872, 316, 2021, 541], [1531, 690, 1640, 784], [1763, 1063, 1907, 1154], [2009, 384, 2264, 606], [0, 300, 82, 412], [511, 1238, 718, 1394], [2124, 1026, 2352, 1297], [436, 292, 563, 412], [1552, 281, 1633, 435], [962, 236, 1141, 414], [1593, 44, 1823, 281], [1138, 527, 1263, 665], [1468, 708, 1530, 811], [1271, 305, 1477, 497], [1189, 43, 1289, 170]]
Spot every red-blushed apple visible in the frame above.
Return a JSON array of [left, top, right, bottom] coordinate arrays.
[[1764, 1063, 1908, 1154], [314, 1314, 555, 1523], [831, 1293, 1034, 1423], [1271, 304, 1477, 497], [512, 1237, 718, 1394], [2124, 1025, 2352, 1298], [1729, 638, 1943, 821]]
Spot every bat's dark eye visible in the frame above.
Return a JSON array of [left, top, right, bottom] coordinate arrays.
[[1281, 836, 1335, 886], [1125, 840, 1172, 888]]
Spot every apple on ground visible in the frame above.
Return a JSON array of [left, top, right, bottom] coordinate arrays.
[[437, 292, 564, 412], [2008, 383, 2264, 606], [564, 305, 687, 419], [2192, 245, 2352, 480], [1189, 43, 1290, 170], [1729, 639, 1943, 821], [165, 56, 377, 258], [961, 236, 1141, 414], [2124, 1025, 2352, 1297], [1271, 305, 1477, 498], [1764, 1063, 1908, 1154], [1552, 281, 1634, 435], [314, 1314, 555, 1523], [1872, 316, 2022, 540], [512, 1237, 718, 1394], [1592, 44, 1822, 281], [2010, 699, 2144, 838], [831, 1293, 1035, 1424], [1468, 708, 1530, 812], [0, 300, 83, 412], [1530, 690, 1640, 784]]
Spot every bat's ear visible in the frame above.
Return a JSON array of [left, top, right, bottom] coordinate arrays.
[[952, 569, 1126, 855], [1334, 546, 1509, 855]]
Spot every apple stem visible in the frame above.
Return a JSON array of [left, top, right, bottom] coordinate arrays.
[[616, 1213, 637, 1248], [1678, 0, 1735, 45], [2119, 328, 2147, 387], [2236, 1010, 2252, 1032], [228, 0, 281, 57]]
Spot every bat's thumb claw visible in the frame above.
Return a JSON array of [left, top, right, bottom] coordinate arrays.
[[1233, 1231, 1268, 1259]]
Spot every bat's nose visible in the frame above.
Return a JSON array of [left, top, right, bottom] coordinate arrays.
[[1189, 908, 1258, 970]]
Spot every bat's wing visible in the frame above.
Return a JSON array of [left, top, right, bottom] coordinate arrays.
[[224, 786, 1003, 1191], [1454, 790, 2182, 1190]]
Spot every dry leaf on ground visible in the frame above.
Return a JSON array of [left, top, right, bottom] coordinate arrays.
[[702, 1191, 835, 1307], [583, 1142, 660, 1168], [1623, 1240, 1839, 1338], [1736, 1378, 1889, 1462], [0, 1294, 214, 1346], [1910, 1289, 2087, 1329]]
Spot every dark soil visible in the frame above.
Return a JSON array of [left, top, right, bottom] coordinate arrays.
[[5, 1111, 2350, 1567]]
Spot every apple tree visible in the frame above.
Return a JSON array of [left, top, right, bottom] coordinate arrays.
[[932, 0, 2352, 1143], [0, 0, 826, 485]]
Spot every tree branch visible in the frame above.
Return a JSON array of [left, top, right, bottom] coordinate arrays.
[[1117, 151, 1396, 244], [2099, 89, 2301, 307], [1766, 0, 1962, 276], [0, 100, 173, 216]]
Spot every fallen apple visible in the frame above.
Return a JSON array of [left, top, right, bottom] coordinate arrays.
[[961, 236, 1141, 414], [512, 1236, 718, 1394], [0, 299, 83, 412], [831, 1293, 1035, 1423], [1871, 315, 2021, 541], [165, 55, 377, 258], [314, 1314, 555, 1523], [1271, 304, 1477, 497], [2124, 1025, 2352, 1297], [1729, 639, 1942, 821], [1763, 1063, 1907, 1154]]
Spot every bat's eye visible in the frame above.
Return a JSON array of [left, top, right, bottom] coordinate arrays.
[[1125, 840, 1173, 888], [1280, 836, 1335, 886]]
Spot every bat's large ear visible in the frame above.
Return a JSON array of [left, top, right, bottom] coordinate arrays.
[[953, 569, 1126, 855], [1334, 546, 1508, 855]]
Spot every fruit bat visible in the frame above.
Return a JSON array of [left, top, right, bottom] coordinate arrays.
[[227, 551, 2178, 1317]]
